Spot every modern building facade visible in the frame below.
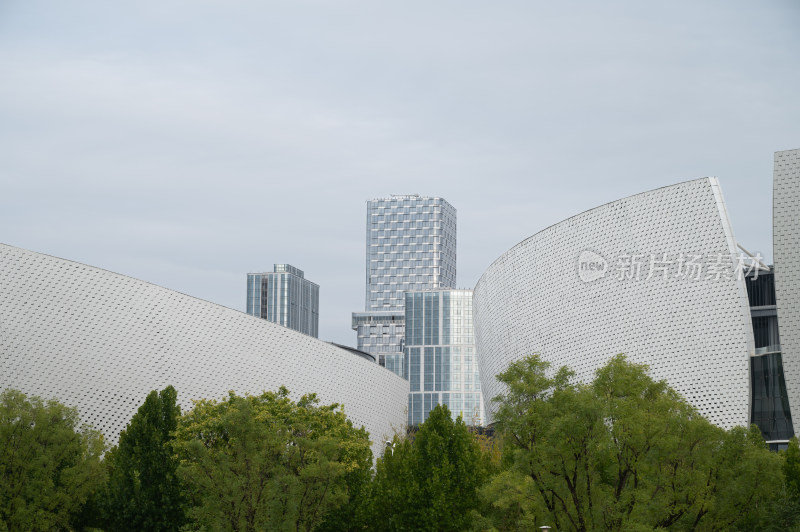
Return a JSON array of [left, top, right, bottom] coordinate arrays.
[[0, 244, 408, 454], [474, 178, 754, 430], [404, 289, 484, 426], [774, 149, 800, 440], [352, 195, 457, 373], [247, 264, 319, 337], [473, 156, 800, 449]]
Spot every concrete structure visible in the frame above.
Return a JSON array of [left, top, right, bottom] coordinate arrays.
[[0, 244, 408, 453], [352, 195, 457, 373], [473, 178, 755, 429], [404, 289, 484, 426], [246, 264, 319, 337]]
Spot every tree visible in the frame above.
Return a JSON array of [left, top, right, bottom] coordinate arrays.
[[0, 389, 105, 531], [759, 437, 800, 531], [483, 354, 783, 531], [172, 387, 372, 532], [99, 385, 186, 531], [367, 404, 489, 531], [785, 437, 800, 498], [700, 424, 783, 530]]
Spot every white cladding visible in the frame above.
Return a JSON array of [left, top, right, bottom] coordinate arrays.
[[0, 244, 409, 454], [774, 148, 800, 436], [473, 178, 754, 428]]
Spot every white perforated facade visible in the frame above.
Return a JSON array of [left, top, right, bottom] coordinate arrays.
[[774, 148, 800, 436], [0, 244, 409, 454], [473, 178, 755, 428]]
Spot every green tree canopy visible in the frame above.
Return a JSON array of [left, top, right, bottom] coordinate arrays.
[[367, 404, 489, 531], [0, 389, 105, 531], [172, 387, 372, 532], [100, 385, 185, 531], [785, 437, 800, 498], [481, 354, 783, 531]]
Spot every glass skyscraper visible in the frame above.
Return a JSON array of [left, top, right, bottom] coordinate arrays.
[[247, 264, 319, 337], [352, 195, 457, 373], [404, 289, 484, 426]]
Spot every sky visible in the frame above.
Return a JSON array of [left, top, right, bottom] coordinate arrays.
[[1, 1, 799, 346]]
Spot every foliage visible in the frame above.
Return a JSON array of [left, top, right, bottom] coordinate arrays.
[[763, 437, 800, 532], [367, 404, 490, 531], [99, 385, 186, 531], [471, 427, 502, 470], [315, 436, 373, 532], [785, 437, 800, 498], [0, 389, 105, 531], [172, 387, 372, 532], [2, 361, 795, 532], [481, 354, 784, 531], [471, 469, 540, 531]]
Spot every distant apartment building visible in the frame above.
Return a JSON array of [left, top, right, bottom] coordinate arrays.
[[247, 264, 319, 337], [404, 289, 484, 426], [352, 195, 457, 374]]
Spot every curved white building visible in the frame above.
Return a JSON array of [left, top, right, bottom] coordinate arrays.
[[474, 178, 755, 429], [0, 244, 409, 453]]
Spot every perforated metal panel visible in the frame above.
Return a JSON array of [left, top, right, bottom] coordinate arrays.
[[0, 244, 409, 454], [473, 178, 754, 428], [774, 149, 800, 436]]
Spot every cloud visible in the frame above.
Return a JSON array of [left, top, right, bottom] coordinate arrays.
[[1, 0, 798, 343]]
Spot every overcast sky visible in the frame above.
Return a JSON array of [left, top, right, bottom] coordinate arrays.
[[1, 1, 799, 345]]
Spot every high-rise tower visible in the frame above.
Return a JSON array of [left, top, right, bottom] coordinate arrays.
[[352, 195, 456, 374], [247, 264, 319, 337]]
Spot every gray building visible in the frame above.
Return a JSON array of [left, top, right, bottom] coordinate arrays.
[[352, 195, 457, 373], [247, 264, 319, 337], [404, 289, 484, 426]]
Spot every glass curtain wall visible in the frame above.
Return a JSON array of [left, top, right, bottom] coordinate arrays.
[[246, 264, 319, 338], [404, 289, 483, 426], [746, 267, 793, 444], [353, 195, 457, 372]]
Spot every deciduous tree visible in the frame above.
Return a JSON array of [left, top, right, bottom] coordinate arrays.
[[367, 404, 489, 531], [483, 354, 783, 531], [172, 387, 371, 532], [785, 437, 800, 498], [100, 385, 186, 531], [0, 389, 105, 531]]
